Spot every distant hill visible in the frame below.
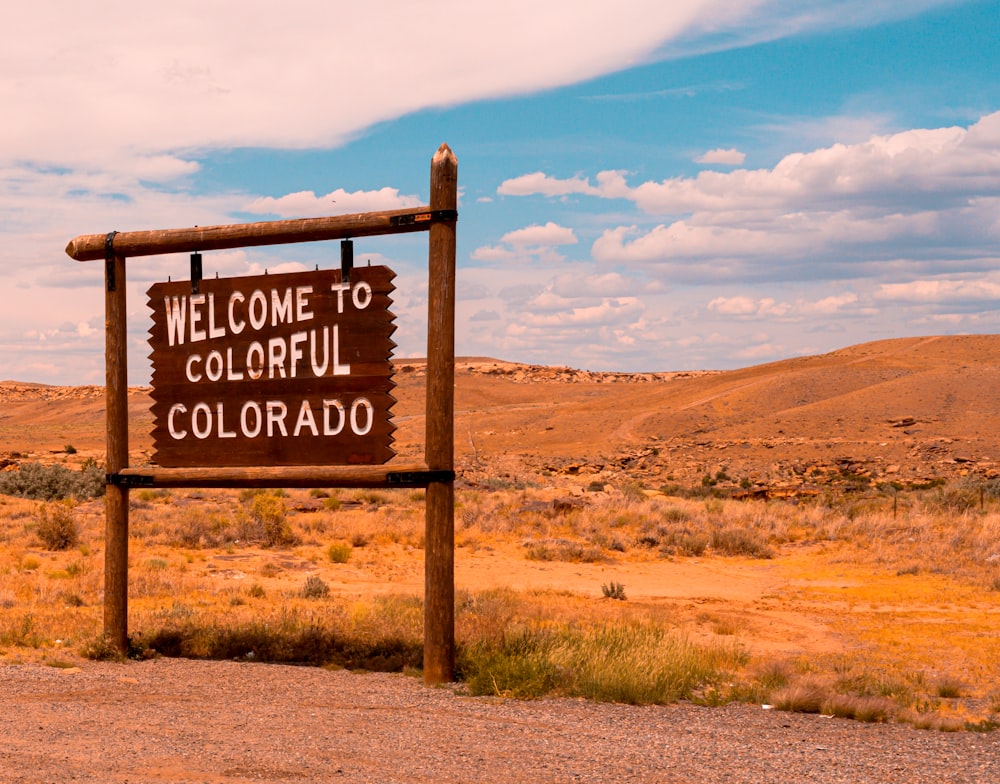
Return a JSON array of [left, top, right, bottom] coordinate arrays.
[[2, 335, 998, 492]]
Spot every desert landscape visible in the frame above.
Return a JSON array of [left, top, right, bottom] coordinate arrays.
[[1, 334, 999, 780]]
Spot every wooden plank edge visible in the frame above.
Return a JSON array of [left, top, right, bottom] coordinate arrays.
[[65, 206, 455, 261], [111, 462, 451, 489]]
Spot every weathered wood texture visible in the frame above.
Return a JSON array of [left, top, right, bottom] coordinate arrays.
[[66, 207, 438, 261], [104, 254, 129, 654], [115, 462, 434, 488], [147, 266, 396, 467], [423, 143, 458, 685]]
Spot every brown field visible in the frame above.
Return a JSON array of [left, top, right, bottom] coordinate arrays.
[[1, 334, 999, 733]]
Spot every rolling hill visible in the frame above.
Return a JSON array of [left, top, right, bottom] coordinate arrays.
[[2, 334, 998, 492]]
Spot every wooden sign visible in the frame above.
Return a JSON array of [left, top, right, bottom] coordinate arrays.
[[148, 265, 396, 467]]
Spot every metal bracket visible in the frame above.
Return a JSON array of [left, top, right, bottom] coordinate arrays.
[[341, 238, 353, 285], [389, 209, 458, 227], [106, 473, 154, 488], [104, 231, 119, 292], [386, 470, 456, 487], [190, 252, 203, 294]]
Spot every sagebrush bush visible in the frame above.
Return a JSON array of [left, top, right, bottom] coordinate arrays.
[[35, 503, 78, 550], [0, 462, 104, 500], [240, 491, 295, 546], [301, 574, 330, 599]]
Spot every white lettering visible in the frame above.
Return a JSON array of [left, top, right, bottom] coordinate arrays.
[[205, 351, 223, 382], [271, 288, 293, 326], [207, 294, 226, 339], [310, 327, 329, 377], [164, 296, 187, 347], [248, 290, 267, 330], [331, 281, 350, 313], [191, 403, 212, 439], [293, 399, 319, 436], [268, 338, 287, 379], [185, 354, 202, 383], [228, 291, 246, 335], [352, 281, 372, 310], [164, 397, 379, 441], [350, 397, 374, 435], [333, 325, 350, 376], [247, 342, 264, 380], [266, 400, 288, 437], [167, 403, 187, 439], [226, 347, 244, 381], [189, 294, 207, 343], [323, 399, 345, 435], [296, 286, 314, 322], [240, 401, 262, 438], [289, 331, 307, 378], [216, 402, 236, 438]]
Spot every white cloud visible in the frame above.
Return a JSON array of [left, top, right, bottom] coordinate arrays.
[[501, 222, 578, 246], [244, 187, 422, 218], [707, 295, 758, 315], [3, 1, 764, 171], [498, 172, 598, 197], [695, 148, 746, 165], [875, 274, 1000, 303], [803, 293, 860, 315], [499, 112, 1000, 284], [472, 222, 579, 265], [707, 292, 859, 319]]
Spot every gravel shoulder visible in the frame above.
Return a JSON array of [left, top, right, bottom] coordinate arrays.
[[1, 659, 996, 783]]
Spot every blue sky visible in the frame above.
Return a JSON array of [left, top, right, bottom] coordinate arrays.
[[2, 0, 998, 383]]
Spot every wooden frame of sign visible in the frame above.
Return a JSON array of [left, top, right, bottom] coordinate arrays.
[[65, 144, 458, 684]]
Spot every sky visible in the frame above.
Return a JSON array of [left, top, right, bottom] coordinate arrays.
[[2, 0, 999, 384]]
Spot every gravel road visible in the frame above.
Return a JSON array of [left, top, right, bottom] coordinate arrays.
[[1, 659, 996, 783]]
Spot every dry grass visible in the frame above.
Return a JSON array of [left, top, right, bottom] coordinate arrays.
[[1, 479, 999, 730]]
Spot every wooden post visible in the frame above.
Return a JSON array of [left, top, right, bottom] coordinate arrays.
[[423, 143, 458, 684], [104, 251, 130, 654], [67, 146, 460, 668]]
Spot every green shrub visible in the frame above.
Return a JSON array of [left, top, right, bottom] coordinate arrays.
[[0, 462, 105, 500], [327, 542, 352, 563], [459, 623, 745, 704]]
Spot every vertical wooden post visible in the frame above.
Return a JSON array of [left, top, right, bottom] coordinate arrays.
[[424, 143, 458, 684], [104, 251, 130, 654]]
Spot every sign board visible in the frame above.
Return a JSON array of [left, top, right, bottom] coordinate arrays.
[[147, 265, 396, 467]]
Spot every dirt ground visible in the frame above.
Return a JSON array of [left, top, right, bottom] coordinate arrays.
[[2, 659, 997, 784]]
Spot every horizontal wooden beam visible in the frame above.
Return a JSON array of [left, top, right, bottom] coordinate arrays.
[[112, 462, 452, 489], [65, 207, 452, 261]]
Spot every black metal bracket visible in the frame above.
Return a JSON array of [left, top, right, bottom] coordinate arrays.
[[389, 209, 458, 227], [104, 231, 119, 292], [190, 252, 203, 294], [341, 239, 354, 285], [386, 470, 455, 487], [106, 473, 154, 488]]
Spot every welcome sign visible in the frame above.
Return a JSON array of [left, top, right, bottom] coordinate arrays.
[[147, 265, 396, 467]]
